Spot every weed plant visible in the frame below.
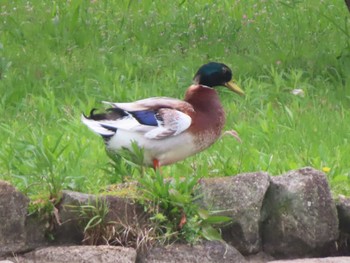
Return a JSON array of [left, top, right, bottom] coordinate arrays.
[[138, 169, 231, 244], [107, 142, 232, 244]]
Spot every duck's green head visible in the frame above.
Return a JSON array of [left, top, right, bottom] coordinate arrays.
[[193, 62, 244, 95]]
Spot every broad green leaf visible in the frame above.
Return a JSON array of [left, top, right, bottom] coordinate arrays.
[[203, 215, 232, 224], [197, 208, 209, 220], [201, 225, 222, 241]]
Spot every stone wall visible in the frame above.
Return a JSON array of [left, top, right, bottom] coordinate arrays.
[[0, 167, 350, 263]]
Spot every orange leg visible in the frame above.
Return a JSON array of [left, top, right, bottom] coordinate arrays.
[[178, 210, 187, 229], [153, 159, 161, 172]]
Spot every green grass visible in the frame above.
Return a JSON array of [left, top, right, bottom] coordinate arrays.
[[1, 0, 350, 200]]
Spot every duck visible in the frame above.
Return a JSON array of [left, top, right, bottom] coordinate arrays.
[[82, 62, 244, 170]]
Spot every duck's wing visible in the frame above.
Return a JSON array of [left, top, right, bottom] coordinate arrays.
[[82, 97, 194, 140]]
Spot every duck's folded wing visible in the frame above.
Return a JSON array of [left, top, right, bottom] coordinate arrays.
[[83, 97, 194, 140], [141, 108, 192, 139], [103, 97, 194, 110]]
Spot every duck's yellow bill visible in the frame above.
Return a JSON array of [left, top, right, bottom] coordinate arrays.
[[225, 80, 244, 95]]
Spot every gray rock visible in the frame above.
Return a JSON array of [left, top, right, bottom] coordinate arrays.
[[197, 172, 271, 254], [15, 245, 136, 263], [245, 251, 275, 262], [336, 195, 350, 255], [55, 191, 94, 244], [268, 256, 350, 263], [337, 195, 350, 233], [56, 190, 146, 245], [261, 167, 339, 258], [139, 241, 247, 263], [0, 180, 29, 256], [25, 214, 50, 249]]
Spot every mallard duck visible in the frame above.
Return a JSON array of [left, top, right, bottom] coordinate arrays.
[[82, 62, 244, 169]]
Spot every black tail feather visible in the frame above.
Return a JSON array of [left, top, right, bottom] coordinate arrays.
[[84, 108, 128, 121]]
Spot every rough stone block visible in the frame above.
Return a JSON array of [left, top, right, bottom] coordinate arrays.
[[197, 172, 271, 254], [261, 167, 339, 258]]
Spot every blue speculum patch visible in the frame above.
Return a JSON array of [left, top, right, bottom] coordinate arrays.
[[130, 110, 158, 126]]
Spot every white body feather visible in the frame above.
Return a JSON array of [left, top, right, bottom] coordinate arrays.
[[81, 97, 196, 166], [107, 130, 197, 166]]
